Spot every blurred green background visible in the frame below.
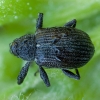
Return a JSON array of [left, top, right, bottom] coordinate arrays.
[[0, 0, 100, 100]]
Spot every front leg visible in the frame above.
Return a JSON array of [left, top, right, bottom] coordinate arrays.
[[62, 69, 80, 80], [36, 13, 43, 29], [64, 19, 76, 28], [39, 66, 50, 87], [17, 62, 32, 84]]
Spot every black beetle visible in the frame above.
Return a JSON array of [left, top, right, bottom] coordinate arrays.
[[10, 13, 95, 87]]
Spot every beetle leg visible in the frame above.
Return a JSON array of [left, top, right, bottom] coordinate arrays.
[[64, 19, 76, 28], [17, 62, 32, 85], [36, 13, 43, 29], [62, 69, 80, 80], [39, 66, 50, 87], [34, 69, 39, 76]]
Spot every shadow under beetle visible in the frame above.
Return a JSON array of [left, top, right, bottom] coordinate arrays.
[[10, 13, 95, 87]]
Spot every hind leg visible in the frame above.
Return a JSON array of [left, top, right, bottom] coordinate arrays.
[[62, 69, 80, 80], [64, 19, 76, 28]]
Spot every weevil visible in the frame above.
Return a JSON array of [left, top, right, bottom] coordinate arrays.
[[10, 13, 95, 87]]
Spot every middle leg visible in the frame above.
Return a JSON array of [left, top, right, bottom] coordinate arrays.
[[39, 66, 50, 87], [36, 13, 43, 29]]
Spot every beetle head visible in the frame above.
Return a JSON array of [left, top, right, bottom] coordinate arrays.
[[10, 34, 35, 61]]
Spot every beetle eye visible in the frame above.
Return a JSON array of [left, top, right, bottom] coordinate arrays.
[[10, 41, 19, 56]]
